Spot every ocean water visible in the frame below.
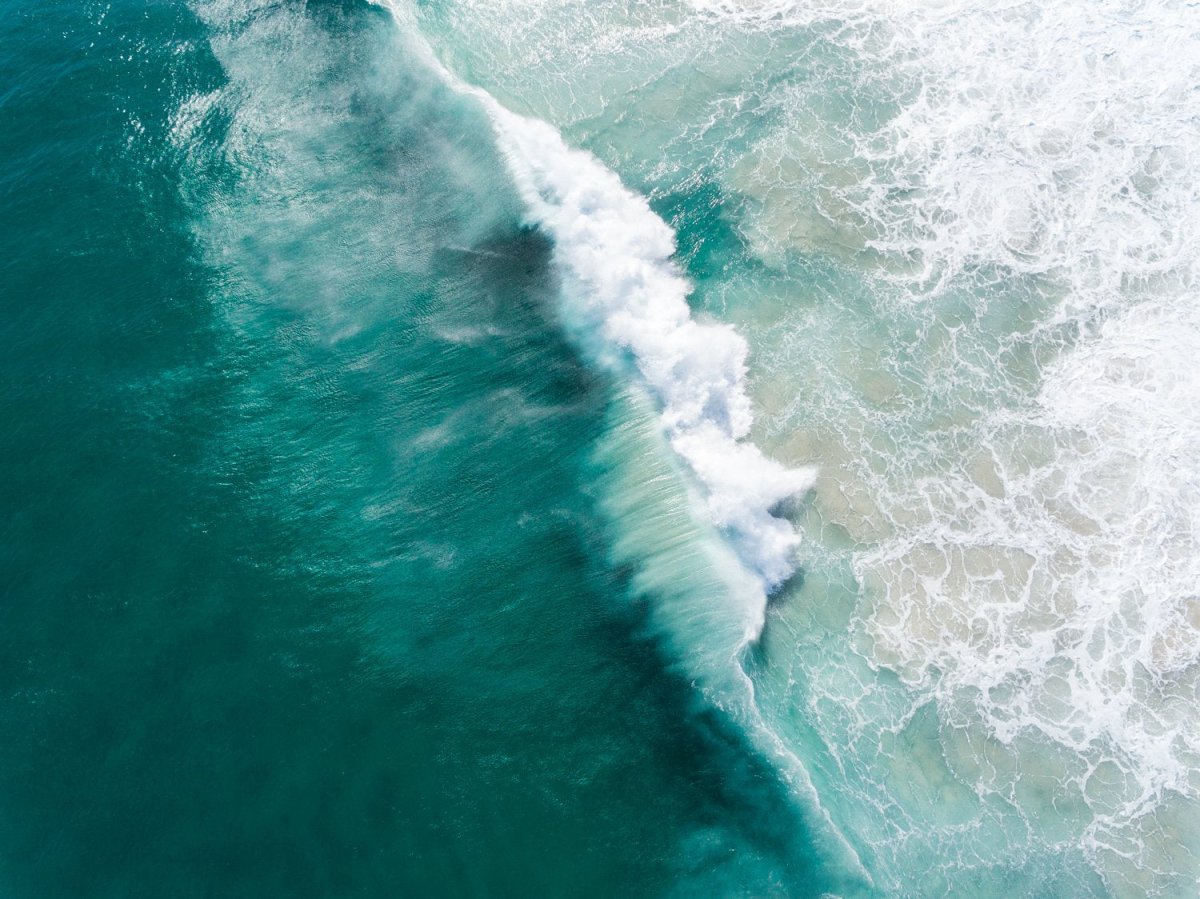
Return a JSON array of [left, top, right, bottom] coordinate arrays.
[[2, 0, 1198, 896]]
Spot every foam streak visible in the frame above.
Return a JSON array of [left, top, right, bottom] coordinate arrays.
[[375, 0, 814, 629], [480, 103, 816, 596]]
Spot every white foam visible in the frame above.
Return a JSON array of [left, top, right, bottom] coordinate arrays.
[[704, 0, 1200, 889], [371, 0, 1200, 890], [374, 0, 814, 613], [478, 103, 816, 593]]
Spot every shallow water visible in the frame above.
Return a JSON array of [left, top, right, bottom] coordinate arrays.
[[3, 0, 1198, 895], [396, 0, 1200, 894]]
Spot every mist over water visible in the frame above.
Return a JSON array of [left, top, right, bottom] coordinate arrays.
[[397, 0, 1200, 895], [0, 1, 827, 895], [4, 0, 1199, 895]]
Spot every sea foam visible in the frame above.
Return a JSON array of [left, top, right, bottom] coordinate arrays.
[[374, 0, 814, 624], [372, 0, 1200, 891], [478, 102, 816, 595], [701, 1, 1200, 891]]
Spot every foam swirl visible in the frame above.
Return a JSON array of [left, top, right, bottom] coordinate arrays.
[[374, 0, 815, 617], [477, 103, 816, 596]]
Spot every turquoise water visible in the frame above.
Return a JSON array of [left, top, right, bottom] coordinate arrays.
[[0, 2, 829, 895], [4, 0, 1199, 896]]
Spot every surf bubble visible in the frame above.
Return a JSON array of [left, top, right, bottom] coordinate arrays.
[[479, 101, 816, 596], [687, 0, 1200, 889], [369, 0, 815, 613]]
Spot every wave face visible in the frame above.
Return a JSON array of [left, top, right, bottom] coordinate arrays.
[[376, 0, 816, 630], [372, 6, 861, 884], [481, 103, 818, 603], [166, 1, 830, 894], [398, 0, 1200, 896]]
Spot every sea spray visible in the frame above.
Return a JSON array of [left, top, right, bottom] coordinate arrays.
[[366, 3, 882, 888], [391, 0, 1200, 894], [480, 101, 817, 598], [372, 0, 815, 635]]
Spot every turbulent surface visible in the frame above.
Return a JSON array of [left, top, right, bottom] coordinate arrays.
[[4, 0, 1199, 896], [398, 0, 1200, 895], [0, 1, 830, 896]]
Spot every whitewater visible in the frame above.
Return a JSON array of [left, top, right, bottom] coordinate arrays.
[[373, 0, 1200, 895], [30, 0, 1200, 893]]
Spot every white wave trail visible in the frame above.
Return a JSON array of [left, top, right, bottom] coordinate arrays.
[[684, 0, 1200, 890], [480, 104, 817, 597], [371, 1, 815, 632], [366, 5, 871, 885]]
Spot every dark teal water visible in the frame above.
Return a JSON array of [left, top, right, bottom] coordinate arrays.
[[0, 1, 832, 896]]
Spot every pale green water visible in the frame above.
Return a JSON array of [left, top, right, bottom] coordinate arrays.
[[4, 0, 1199, 895], [398, 1, 1200, 896]]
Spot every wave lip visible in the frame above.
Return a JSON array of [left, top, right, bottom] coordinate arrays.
[[480, 103, 816, 608], [370, 0, 814, 616]]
